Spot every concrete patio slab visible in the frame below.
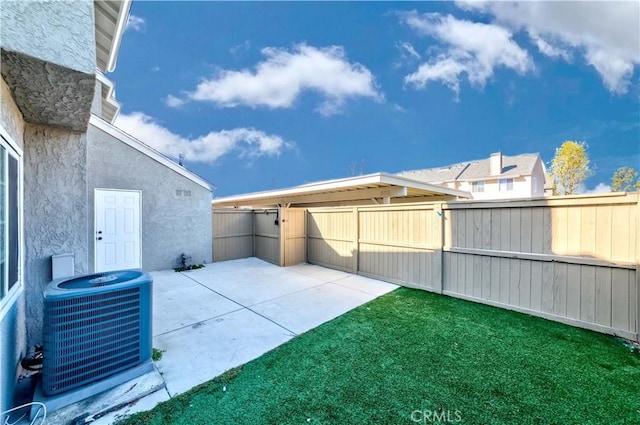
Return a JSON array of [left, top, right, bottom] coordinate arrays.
[[153, 282, 241, 336], [251, 282, 376, 335], [192, 269, 326, 307], [330, 274, 400, 297], [154, 308, 295, 396]]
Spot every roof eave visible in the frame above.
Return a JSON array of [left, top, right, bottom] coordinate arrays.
[[94, 0, 132, 73]]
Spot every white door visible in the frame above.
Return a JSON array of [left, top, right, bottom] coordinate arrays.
[[95, 189, 141, 272]]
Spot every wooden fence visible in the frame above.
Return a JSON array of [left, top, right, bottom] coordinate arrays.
[[212, 209, 253, 262], [213, 208, 306, 266], [306, 193, 639, 341]]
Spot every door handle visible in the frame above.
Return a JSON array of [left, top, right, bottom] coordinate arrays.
[[97, 237, 103, 241]]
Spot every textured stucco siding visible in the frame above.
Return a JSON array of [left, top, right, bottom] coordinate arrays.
[[87, 125, 212, 272], [0, 83, 26, 415], [0, 0, 96, 74], [23, 124, 89, 346], [0, 0, 96, 131]]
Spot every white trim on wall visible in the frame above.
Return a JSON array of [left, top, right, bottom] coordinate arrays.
[[0, 125, 24, 321], [89, 115, 212, 191]]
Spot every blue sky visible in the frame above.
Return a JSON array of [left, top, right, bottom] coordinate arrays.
[[112, 1, 640, 197]]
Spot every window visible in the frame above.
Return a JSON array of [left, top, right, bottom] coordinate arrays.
[[499, 178, 514, 191], [0, 134, 21, 308], [472, 181, 485, 193]]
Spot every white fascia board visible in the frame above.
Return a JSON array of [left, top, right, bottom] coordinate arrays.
[[95, 71, 121, 123], [212, 173, 470, 206], [377, 174, 470, 198], [89, 115, 212, 191], [106, 0, 133, 73]]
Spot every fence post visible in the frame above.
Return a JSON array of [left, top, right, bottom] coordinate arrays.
[[433, 202, 444, 293], [353, 207, 359, 274], [252, 210, 256, 258], [278, 207, 285, 267]]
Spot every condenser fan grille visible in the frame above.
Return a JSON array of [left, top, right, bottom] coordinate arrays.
[[43, 286, 145, 395]]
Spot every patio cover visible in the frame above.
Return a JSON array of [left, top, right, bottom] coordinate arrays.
[[212, 173, 470, 208]]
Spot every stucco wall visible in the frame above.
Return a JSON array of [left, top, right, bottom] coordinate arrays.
[[0, 0, 95, 74], [0, 79, 26, 415], [87, 125, 212, 272], [23, 124, 89, 346]]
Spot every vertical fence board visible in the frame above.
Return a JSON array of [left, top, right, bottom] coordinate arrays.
[[566, 207, 582, 255], [490, 257, 501, 302], [530, 261, 543, 311], [581, 206, 597, 258], [530, 208, 544, 253], [509, 259, 520, 306], [595, 267, 612, 327], [566, 264, 582, 320], [595, 206, 612, 260], [519, 260, 531, 309], [611, 206, 629, 262], [499, 257, 510, 304], [553, 262, 568, 317], [580, 266, 596, 323], [481, 256, 490, 299], [611, 268, 630, 331]]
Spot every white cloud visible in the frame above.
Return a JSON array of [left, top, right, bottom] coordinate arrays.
[[165, 94, 186, 108], [402, 12, 533, 95], [126, 15, 146, 32], [183, 44, 382, 115], [398, 41, 421, 60], [583, 182, 612, 194], [114, 112, 292, 163], [529, 32, 571, 61], [456, 1, 640, 94], [230, 40, 252, 57]]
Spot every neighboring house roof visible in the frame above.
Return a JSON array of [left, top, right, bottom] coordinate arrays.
[[399, 153, 541, 183], [399, 162, 469, 184], [212, 173, 471, 208], [89, 114, 213, 191]]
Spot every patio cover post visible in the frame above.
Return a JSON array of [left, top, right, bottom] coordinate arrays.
[[352, 207, 359, 274], [433, 202, 444, 293]]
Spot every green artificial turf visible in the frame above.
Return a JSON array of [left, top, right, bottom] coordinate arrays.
[[121, 288, 640, 424]]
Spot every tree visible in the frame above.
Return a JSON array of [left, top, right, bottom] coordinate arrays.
[[611, 166, 640, 192], [550, 141, 592, 195]]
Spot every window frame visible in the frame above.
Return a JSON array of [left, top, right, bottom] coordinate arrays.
[[499, 178, 514, 192], [0, 126, 23, 321], [472, 180, 485, 193]]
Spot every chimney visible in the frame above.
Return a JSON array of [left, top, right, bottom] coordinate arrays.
[[490, 152, 502, 176]]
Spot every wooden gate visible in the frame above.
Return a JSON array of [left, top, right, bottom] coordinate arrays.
[[281, 208, 307, 266]]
